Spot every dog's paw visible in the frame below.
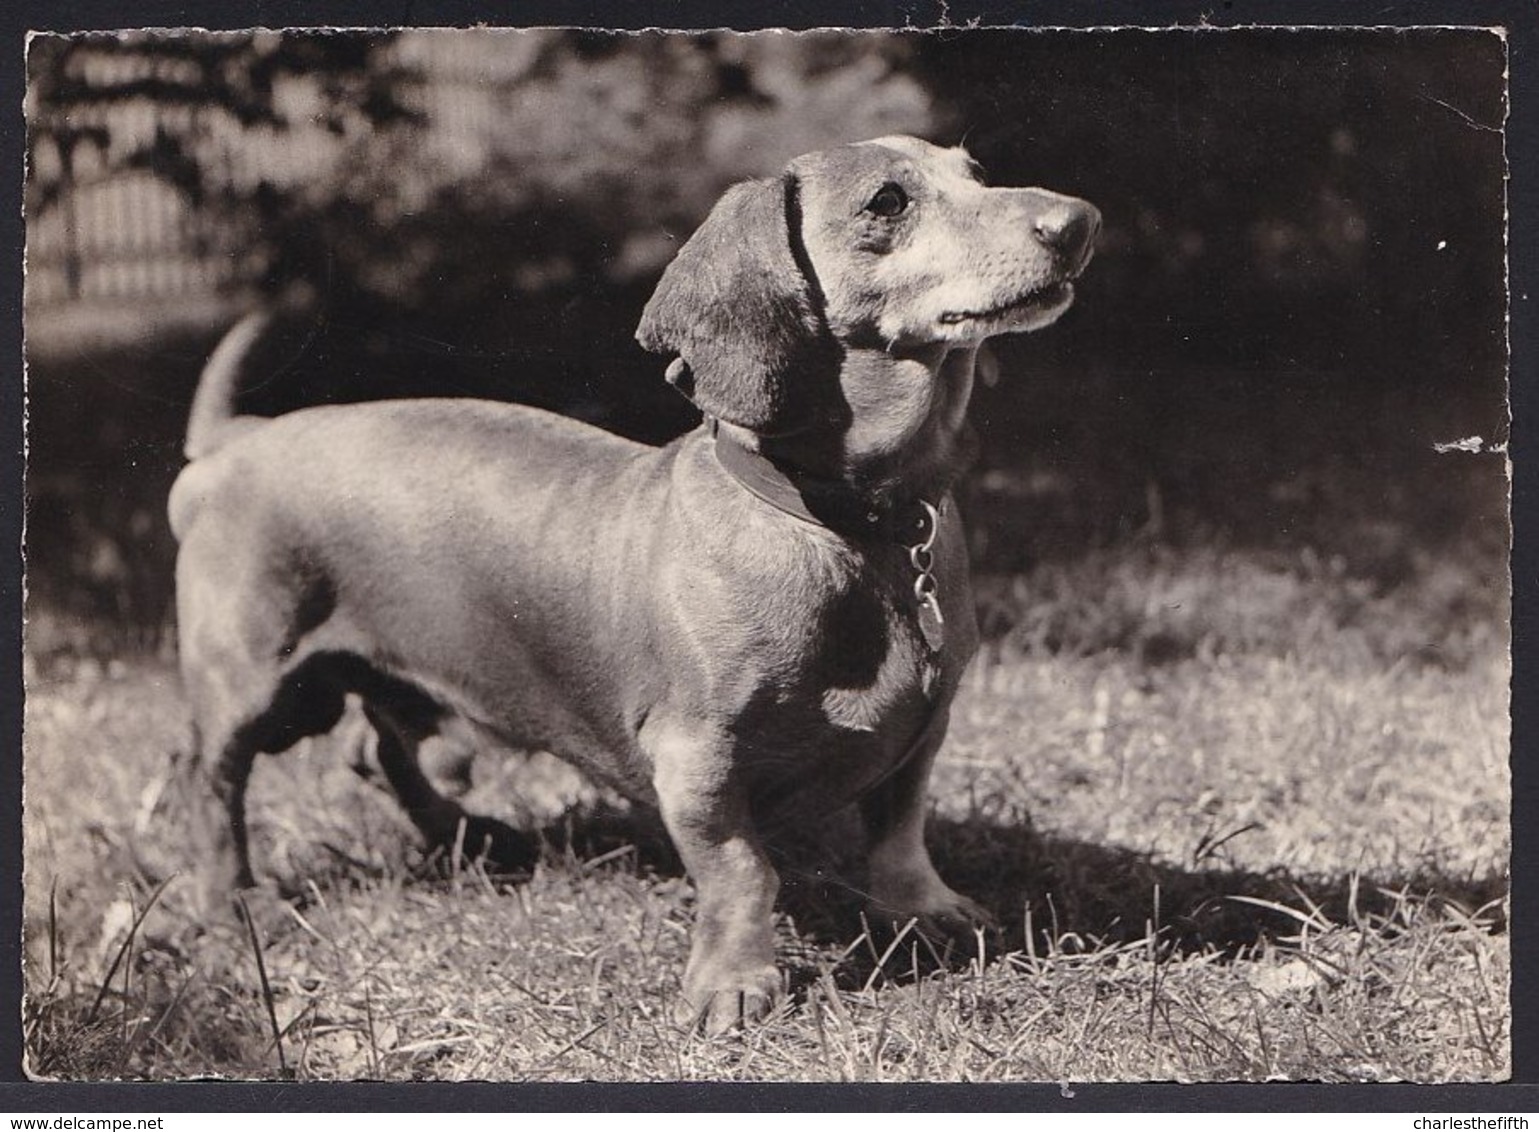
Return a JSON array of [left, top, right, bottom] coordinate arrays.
[[676, 964, 783, 1037], [916, 890, 996, 940], [868, 880, 995, 947]]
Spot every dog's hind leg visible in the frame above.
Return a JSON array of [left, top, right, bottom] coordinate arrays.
[[177, 717, 259, 907], [361, 701, 538, 874], [177, 645, 354, 910]]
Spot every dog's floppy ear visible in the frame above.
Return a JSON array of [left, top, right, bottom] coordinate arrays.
[[636, 174, 825, 435]]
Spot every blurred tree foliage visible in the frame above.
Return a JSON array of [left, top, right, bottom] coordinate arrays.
[[328, 31, 936, 304], [26, 31, 422, 294]]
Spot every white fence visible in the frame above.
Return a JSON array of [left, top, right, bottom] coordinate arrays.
[[24, 31, 530, 307]]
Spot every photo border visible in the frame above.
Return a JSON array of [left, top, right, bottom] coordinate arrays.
[[2, 0, 1533, 1111]]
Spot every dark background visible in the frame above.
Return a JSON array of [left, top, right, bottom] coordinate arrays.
[[21, 26, 1510, 651]]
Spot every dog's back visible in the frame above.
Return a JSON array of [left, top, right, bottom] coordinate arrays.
[[172, 396, 681, 794]]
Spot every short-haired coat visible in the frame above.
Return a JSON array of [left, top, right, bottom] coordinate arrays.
[[170, 135, 1100, 1033]]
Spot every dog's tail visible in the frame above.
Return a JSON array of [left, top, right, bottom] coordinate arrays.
[[183, 309, 275, 461]]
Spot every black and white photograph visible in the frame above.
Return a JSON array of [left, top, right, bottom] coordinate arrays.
[[18, 23, 1512, 1084]]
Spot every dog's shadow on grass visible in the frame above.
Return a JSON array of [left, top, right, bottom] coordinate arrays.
[[529, 799, 1507, 995]]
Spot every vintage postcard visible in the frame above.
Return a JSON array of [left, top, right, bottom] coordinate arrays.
[[20, 24, 1511, 1085]]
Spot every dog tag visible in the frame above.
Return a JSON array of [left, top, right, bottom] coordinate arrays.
[[922, 659, 942, 701], [917, 592, 946, 653]]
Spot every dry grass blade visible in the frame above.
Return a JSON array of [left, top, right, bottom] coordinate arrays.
[[236, 893, 289, 1077], [48, 878, 60, 985], [1145, 883, 1163, 1041], [861, 916, 918, 994], [1226, 894, 1333, 933], [85, 875, 173, 1025]]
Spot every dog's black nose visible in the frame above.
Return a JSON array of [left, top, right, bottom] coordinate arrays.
[[1032, 201, 1101, 267]]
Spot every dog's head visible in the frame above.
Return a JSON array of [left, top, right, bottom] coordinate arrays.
[[636, 135, 1100, 435]]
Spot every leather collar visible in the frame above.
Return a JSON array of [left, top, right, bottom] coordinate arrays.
[[709, 419, 936, 545]]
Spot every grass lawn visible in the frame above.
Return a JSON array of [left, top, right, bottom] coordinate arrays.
[[21, 543, 1509, 1082]]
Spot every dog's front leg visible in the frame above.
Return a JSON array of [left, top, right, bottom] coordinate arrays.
[[644, 717, 782, 1034], [860, 710, 993, 940]]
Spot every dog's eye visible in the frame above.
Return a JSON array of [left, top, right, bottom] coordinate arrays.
[[865, 183, 909, 218]]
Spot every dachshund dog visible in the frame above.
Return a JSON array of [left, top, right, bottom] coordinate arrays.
[[169, 135, 1099, 1034]]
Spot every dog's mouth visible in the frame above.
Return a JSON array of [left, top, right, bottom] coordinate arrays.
[[939, 280, 1073, 326]]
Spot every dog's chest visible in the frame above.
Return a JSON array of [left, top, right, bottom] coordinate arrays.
[[814, 580, 935, 732], [788, 542, 975, 731], [654, 470, 977, 804], [712, 556, 971, 813]]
